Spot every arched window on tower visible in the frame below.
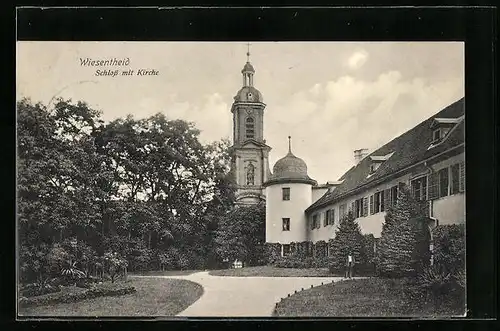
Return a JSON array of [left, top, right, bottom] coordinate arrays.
[[245, 117, 255, 139]]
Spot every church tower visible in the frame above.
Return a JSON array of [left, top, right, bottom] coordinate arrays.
[[229, 44, 271, 205]]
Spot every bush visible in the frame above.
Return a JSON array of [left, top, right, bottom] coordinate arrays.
[[19, 283, 61, 298], [375, 185, 430, 278], [19, 282, 136, 308], [75, 276, 100, 289], [263, 243, 281, 265], [432, 224, 465, 275]]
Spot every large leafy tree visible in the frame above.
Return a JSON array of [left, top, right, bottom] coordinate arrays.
[[213, 203, 265, 266], [328, 211, 367, 272], [18, 97, 235, 279], [375, 184, 430, 278]]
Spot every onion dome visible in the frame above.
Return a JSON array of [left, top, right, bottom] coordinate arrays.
[[263, 136, 317, 187]]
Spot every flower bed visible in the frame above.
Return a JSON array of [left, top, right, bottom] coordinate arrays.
[[19, 282, 136, 308]]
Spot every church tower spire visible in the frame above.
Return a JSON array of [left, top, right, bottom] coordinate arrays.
[[242, 42, 255, 87], [229, 43, 271, 206]]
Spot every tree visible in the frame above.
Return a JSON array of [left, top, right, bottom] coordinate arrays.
[[213, 203, 265, 266], [375, 184, 429, 278], [328, 211, 367, 273]]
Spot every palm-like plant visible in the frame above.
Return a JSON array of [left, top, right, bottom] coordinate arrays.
[[454, 268, 466, 289], [61, 260, 86, 284]]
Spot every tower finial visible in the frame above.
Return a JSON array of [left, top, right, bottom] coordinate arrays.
[[246, 42, 251, 62], [288, 136, 292, 153]]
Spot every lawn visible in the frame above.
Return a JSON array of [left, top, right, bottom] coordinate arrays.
[[209, 265, 337, 277], [19, 277, 204, 317], [273, 277, 465, 317]]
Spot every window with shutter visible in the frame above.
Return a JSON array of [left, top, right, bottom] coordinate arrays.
[[331, 208, 335, 225], [438, 168, 449, 198], [459, 161, 465, 192], [351, 202, 355, 215], [391, 186, 399, 205], [428, 172, 439, 200], [450, 164, 460, 195], [369, 195, 374, 215], [384, 189, 391, 207], [363, 197, 368, 216], [323, 211, 328, 227]]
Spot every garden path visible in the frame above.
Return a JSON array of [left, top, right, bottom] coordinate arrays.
[[132, 271, 346, 317]]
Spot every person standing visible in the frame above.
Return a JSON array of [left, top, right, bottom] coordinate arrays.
[[346, 253, 355, 279]]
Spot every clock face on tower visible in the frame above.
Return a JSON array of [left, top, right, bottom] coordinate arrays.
[[247, 92, 254, 101], [245, 108, 253, 115]]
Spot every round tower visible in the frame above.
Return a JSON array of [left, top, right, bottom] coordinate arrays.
[[263, 137, 317, 249]]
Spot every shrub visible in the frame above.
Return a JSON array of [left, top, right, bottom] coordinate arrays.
[[19, 283, 136, 308], [19, 282, 61, 298], [314, 241, 328, 259], [263, 243, 281, 265], [375, 184, 430, 278], [328, 211, 367, 272], [418, 264, 457, 309], [432, 224, 465, 275]]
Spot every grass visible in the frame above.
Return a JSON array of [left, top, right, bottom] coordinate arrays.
[[209, 265, 338, 277], [19, 277, 204, 317], [273, 277, 465, 317], [129, 269, 200, 276]]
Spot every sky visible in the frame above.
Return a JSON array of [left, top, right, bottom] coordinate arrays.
[[16, 42, 464, 183]]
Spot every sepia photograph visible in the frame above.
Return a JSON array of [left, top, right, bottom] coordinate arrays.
[[16, 41, 465, 318]]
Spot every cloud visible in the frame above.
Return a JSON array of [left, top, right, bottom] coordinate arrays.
[[265, 71, 463, 183], [347, 50, 369, 69]]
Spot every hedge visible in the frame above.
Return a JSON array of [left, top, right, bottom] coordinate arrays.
[[19, 283, 136, 308]]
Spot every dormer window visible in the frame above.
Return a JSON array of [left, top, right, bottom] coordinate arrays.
[[429, 116, 463, 147], [367, 152, 394, 176], [433, 128, 442, 142], [369, 163, 381, 174]]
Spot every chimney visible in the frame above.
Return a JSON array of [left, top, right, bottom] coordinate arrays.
[[354, 148, 369, 165]]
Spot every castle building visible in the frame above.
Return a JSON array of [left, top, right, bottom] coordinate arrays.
[[229, 51, 465, 257]]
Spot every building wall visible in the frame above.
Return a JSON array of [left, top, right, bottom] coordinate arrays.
[[265, 182, 312, 244], [429, 152, 465, 224], [305, 151, 465, 242], [308, 174, 411, 242]]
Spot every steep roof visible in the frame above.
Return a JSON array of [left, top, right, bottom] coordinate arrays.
[[306, 97, 465, 213]]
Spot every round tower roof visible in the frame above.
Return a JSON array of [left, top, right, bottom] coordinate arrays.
[[241, 61, 255, 73], [263, 137, 317, 187], [234, 86, 263, 102]]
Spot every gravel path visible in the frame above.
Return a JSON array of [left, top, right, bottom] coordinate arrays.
[[132, 271, 347, 317]]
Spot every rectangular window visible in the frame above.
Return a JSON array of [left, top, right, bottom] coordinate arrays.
[[362, 197, 368, 217], [450, 164, 460, 195], [282, 218, 290, 231], [282, 244, 291, 256], [339, 204, 346, 219], [411, 176, 428, 201], [459, 161, 465, 192], [369, 195, 374, 215], [428, 172, 439, 200], [325, 209, 334, 226], [282, 187, 290, 201], [311, 214, 318, 230], [353, 198, 364, 218], [373, 191, 385, 212], [438, 167, 449, 198], [391, 186, 398, 206]]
